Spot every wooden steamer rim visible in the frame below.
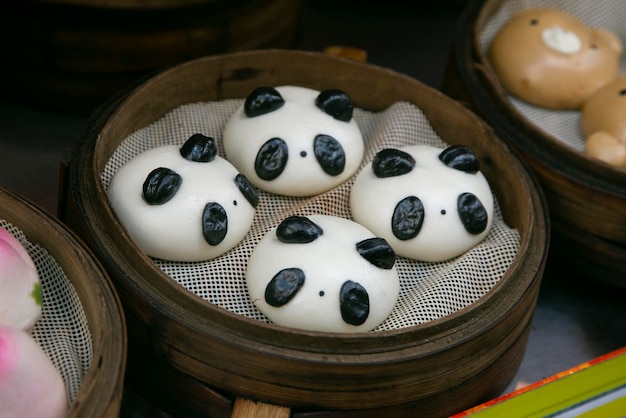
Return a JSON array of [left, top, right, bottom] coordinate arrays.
[[446, 0, 626, 286], [65, 49, 549, 414], [0, 186, 127, 418]]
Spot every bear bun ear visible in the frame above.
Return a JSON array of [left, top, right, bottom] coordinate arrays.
[[439, 145, 480, 173], [356, 237, 396, 270], [594, 28, 623, 55], [372, 148, 415, 178], [244, 86, 285, 117], [180, 133, 217, 162], [315, 89, 354, 122], [276, 215, 323, 243]]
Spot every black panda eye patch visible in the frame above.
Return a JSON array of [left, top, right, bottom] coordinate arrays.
[[340, 280, 370, 326], [392, 196, 425, 240], [201, 202, 228, 246], [265, 267, 305, 307], [255, 137, 288, 180], [234, 173, 259, 208], [244, 86, 285, 117], [314, 134, 346, 176], [458, 193, 488, 234], [142, 167, 182, 205]]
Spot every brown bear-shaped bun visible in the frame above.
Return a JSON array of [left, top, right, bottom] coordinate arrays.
[[489, 8, 622, 110], [580, 76, 626, 168]]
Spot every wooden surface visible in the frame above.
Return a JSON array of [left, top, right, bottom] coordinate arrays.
[[231, 398, 291, 418]]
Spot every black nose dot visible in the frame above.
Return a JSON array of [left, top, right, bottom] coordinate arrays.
[[319, 290, 325, 297], [530, 18, 538, 25], [619, 89, 626, 96], [233, 200, 238, 206], [300, 150, 307, 157], [440, 209, 447, 215], [591, 44, 598, 50]]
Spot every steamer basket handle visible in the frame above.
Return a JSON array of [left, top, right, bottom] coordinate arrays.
[[231, 398, 291, 418], [322, 46, 368, 62]]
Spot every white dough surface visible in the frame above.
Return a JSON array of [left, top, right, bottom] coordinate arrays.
[[107, 145, 256, 262], [246, 215, 400, 333], [350, 145, 495, 262], [223, 85, 364, 196]]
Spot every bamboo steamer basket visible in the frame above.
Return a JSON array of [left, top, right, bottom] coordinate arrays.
[[444, 0, 626, 288], [0, 0, 299, 114], [0, 186, 126, 417], [61, 49, 548, 417]]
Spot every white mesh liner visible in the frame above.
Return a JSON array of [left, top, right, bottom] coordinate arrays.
[[0, 220, 92, 404], [102, 99, 521, 330], [479, 0, 626, 151]]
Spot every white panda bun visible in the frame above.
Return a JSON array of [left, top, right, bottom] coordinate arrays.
[[107, 134, 259, 262], [246, 214, 399, 333], [350, 144, 494, 262], [222, 85, 364, 197]]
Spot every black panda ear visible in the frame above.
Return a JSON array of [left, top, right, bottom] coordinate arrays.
[[439, 145, 480, 173], [234, 174, 259, 208], [202, 202, 228, 246], [356, 237, 395, 269], [276, 216, 323, 243], [372, 148, 415, 178], [180, 133, 217, 162], [340, 280, 369, 326], [315, 89, 354, 122], [142, 167, 182, 205], [458, 193, 489, 235], [244, 86, 285, 117]]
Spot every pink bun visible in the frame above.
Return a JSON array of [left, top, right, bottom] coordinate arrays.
[[0, 228, 42, 332], [0, 324, 67, 418]]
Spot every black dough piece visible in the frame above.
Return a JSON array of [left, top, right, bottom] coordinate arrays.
[[244, 86, 285, 117], [438, 145, 480, 174], [392, 196, 425, 240], [234, 173, 259, 208], [457, 192, 488, 234], [265, 267, 305, 307], [201, 202, 228, 246], [276, 215, 323, 243], [180, 133, 217, 162], [255, 137, 288, 181], [142, 167, 182, 205], [340, 280, 370, 326], [313, 134, 346, 176], [356, 237, 396, 269], [372, 148, 415, 178], [315, 89, 354, 122]]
